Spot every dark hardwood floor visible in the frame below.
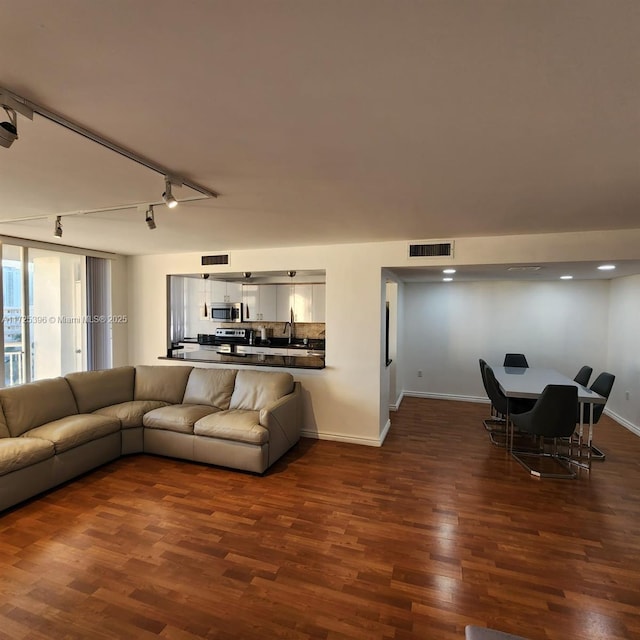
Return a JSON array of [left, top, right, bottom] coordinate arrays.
[[1, 397, 640, 639]]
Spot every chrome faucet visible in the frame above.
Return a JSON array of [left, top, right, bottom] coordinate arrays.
[[283, 308, 295, 344]]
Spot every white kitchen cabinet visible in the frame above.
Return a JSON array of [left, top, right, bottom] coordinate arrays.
[[211, 280, 243, 303], [243, 284, 277, 321], [226, 281, 243, 302], [184, 277, 210, 335], [275, 283, 325, 322], [275, 284, 294, 322], [311, 284, 326, 322], [291, 284, 313, 322]]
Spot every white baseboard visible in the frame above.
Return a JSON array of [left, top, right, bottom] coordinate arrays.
[[379, 418, 391, 445], [403, 390, 490, 404], [301, 429, 383, 447], [389, 390, 404, 412], [604, 408, 640, 437]]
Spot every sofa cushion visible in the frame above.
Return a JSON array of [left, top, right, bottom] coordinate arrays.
[[23, 414, 120, 454], [229, 370, 294, 411], [183, 368, 237, 410], [66, 366, 135, 413], [0, 377, 79, 437], [94, 400, 169, 428], [143, 404, 220, 434], [134, 365, 193, 405], [194, 410, 268, 445], [0, 437, 55, 476]]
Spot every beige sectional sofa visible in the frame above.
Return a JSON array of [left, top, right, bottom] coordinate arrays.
[[0, 365, 301, 512]]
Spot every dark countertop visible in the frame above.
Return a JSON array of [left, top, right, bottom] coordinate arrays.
[[159, 351, 325, 370]]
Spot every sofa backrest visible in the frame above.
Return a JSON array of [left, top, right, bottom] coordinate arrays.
[[134, 365, 193, 405], [183, 368, 237, 410], [0, 377, 79, 437], [0, 403, 9, 439], [229, 370, 294, 411], [66, 366, 135, 413]]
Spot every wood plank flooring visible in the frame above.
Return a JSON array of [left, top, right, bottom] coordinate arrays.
[[1, 397, 640, 639]]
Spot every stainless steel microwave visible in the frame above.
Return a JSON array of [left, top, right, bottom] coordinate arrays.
[[210, 302, 243, 323]]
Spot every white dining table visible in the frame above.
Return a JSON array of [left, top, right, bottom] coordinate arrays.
[[491, 366, 606, 469]]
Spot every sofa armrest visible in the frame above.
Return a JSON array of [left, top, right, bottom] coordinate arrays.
[[259, 382, 301, 465]]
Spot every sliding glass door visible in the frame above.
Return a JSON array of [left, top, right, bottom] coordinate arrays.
[[1, 243, 94, 387], [29, 248, 86, 380]]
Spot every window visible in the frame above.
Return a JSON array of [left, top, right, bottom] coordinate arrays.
[[1, 242, 112, 387]]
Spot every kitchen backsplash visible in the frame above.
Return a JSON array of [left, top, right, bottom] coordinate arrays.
[[218, 321, 326, 340]]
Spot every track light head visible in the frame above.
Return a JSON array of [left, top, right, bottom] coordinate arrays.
[[53, 216, 63, 238], [162, 177, 178, 209], [145, 205, 156, 230], [243, 272, 252, 278], [287, 270, 296, 278], [0, 108, 18, 149]]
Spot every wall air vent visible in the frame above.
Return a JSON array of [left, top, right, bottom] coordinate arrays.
[[507, 266, 541, 272], [201, 254, 229, 266], [408, 241, 454, 259]]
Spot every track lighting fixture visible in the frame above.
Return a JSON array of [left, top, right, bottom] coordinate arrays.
[[53, 216, 63, 238], [145, 205, 156, 230], [0, 107, 18, 149], [162, 177, 178, 209], [243, 272, 252, 278], [1, 90, 33, 149], [287, 271, 296, 278]]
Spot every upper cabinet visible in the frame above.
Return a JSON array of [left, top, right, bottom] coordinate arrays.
[[311, 284, 326, 322], [211, 280, 243, 303], [274, 283, 325, 323], [243, 284, 277, 322]]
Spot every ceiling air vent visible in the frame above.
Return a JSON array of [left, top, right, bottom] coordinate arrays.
[[201, 254, 229, 266], [408, 241, 454, 259]]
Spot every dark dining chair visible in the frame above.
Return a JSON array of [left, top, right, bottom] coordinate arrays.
[[573, 365, 593, 387], [503, 353, 529, 368], [478, 358, 505, 432], [510, 384, 579, 478], [481, 363, 536, 446], [578, 371, 615, 460]]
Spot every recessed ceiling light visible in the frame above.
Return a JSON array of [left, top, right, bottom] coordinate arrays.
[[442, 268, 456, 274], [597, 264, 616, 271], [560, 275, 573, 280], [443, 277, 453, 282]]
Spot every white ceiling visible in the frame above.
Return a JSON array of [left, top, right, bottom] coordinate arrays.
[[1, 0, 639, 270]]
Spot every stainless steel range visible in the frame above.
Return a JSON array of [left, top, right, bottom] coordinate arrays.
[[198, 328, 253, 354]]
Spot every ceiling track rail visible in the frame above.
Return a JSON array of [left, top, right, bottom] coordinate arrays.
[[1, 86, 219, 198]]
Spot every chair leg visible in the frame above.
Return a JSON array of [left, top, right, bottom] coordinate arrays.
[[511, 437, 577, 479]]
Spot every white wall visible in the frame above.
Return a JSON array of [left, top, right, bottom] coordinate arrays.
[[606, 274, 640, 434], [401, 280, 610, 400]]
